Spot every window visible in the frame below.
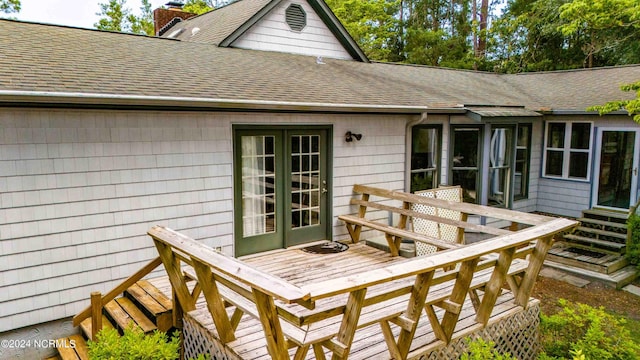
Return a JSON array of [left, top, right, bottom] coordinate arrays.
[[543, 121, 593, 180], [514, 124, 531, 200], [410, 126, 441, 192], [451, 127, 481, 203], [285, 4, 306, 31]]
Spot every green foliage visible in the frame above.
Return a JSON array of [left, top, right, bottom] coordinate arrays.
[[0, 0, 19, 14], [88, 326, 181, 360], [623, 213, 640, 269], [325, 0, 401, 62], [183, 0, 214, 15], [539, 299, 640, 359], [95, 0, 131, 33], [460, 338, 515, 360], [558, 0, 640, 67], [128, 0, 154, 36], [588, 81, 640, 123]]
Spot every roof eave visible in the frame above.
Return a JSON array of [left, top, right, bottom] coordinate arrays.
[[0, 90, 435, 114]]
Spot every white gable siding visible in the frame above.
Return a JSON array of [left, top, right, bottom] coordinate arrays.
[[0, 108, 410, 332], [232, 0, 354, 60]]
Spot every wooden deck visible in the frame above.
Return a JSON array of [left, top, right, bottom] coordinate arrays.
[[148, 242, 539, 360]]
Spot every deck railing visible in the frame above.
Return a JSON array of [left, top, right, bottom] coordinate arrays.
[[72, 257, 163, 340]]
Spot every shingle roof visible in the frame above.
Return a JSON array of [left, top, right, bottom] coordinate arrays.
[[165, 0, 273, 45], [0, 19, 638, 113]]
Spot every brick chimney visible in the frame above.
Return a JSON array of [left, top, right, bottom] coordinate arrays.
[[153, 1, 197, 36]]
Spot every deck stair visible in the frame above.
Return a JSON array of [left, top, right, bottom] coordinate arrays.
[[546, 208, 637, 288], [48, 279, 173, 360]]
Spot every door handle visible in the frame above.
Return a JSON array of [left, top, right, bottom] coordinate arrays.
[[635, 168, 638, 176]]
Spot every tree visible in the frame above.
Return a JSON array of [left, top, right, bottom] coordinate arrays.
[[558, 0, 640, 68], [129, 0, 153, 36], [95, 0, 131, 32], [589, 81, 640, 122], [325, 0, 401, 62], [0, 0, 20, 14], [183, 0, 214, 14]]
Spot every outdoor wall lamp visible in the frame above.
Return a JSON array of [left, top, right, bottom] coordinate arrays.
[[345, 131, 362, 142]]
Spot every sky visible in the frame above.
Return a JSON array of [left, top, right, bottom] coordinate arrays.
[[13, 0, 170, 29]]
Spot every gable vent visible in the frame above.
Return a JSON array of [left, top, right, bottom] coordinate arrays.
[[285, 4, 306, 31]]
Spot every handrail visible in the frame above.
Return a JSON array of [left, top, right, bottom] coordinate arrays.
[[72, 256, 163, 327]]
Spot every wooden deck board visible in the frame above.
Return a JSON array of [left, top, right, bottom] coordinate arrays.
[[148, 243, 537, 360]]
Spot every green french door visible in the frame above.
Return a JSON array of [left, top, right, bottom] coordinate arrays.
[[234, 127, 330, 256]]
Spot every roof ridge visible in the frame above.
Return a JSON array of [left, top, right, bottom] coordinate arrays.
[[0, 17, 180, 42], [511, 64, 640, 76]]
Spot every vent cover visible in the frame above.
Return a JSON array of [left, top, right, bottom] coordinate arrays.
[[285, 3, 306, 31]]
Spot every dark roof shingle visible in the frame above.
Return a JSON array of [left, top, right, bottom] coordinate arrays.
[[0, 19, 638, 112]]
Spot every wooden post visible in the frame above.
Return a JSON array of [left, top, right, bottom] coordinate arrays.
[[396, 271, 434, 359], [331, 288, 367, 360], [438, 258, 479, 343], [90, 291, 102, 341], [515, 235, 554, 307], [192, 260, 236, 343], [476, 247, 515, 324], [252, 289, 289, 360]]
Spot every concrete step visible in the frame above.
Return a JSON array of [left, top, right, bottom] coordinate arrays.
[[543, 261, 639, 289]]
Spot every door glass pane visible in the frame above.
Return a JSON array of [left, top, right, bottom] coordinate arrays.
[[451, 128, 479, 203], [411, 127, 439, 192], [241, 136, 276, 236], [597, 131, 635, 208], [452, 128, 479, 167], [514, 124, 531, 200], [452, 169, 478, 203], [291, 135, 321, 228], [489, 127, 512, 207]]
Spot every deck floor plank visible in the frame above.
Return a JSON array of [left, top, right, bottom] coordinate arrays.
[[148, 243, 536, 360]]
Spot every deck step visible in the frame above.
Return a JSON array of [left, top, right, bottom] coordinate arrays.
[[54, 334, 89, 360], [547, 242, 629, 274], [582, 209, 628, 223], [574, 226, 627, 242], [104, 297, 157, 334], [124, 280, 173, 332], [563, 234, 626, 254], [577, 217, 627, 234], [79, 314, 115, 340]]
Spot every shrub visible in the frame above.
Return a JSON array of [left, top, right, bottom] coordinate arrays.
[[539, 299, 640, 360], [626, 213, 640, 269], [460, 338, 515, 360], [88, 326, 180, 360]]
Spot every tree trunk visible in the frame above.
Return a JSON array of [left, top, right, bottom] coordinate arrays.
[[477, 0, 489, 58]]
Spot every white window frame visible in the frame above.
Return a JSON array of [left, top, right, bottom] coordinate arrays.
[[542, 121, 593, 181]]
